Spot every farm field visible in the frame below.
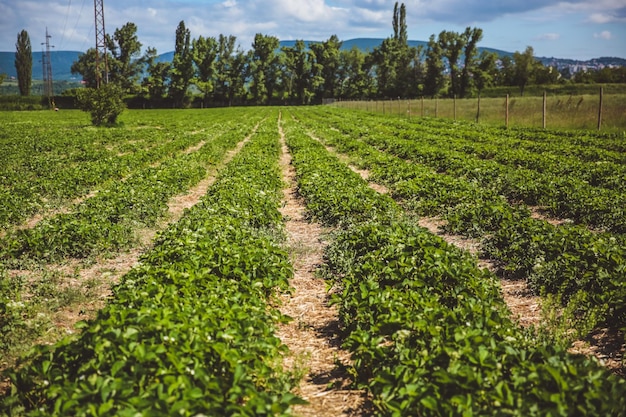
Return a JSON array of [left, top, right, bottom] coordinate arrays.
[[1, 107, 625, 416]]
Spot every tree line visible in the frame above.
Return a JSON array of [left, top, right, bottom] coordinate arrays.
[[10, 2, 626, 107]]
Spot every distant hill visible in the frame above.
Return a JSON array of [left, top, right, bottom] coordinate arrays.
[[0, 50, 82, 82], [0, 38, 623, 82]]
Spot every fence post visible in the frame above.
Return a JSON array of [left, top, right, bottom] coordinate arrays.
[[476, 94, 481, 123], [598, 87, 603, 131], [505, 94, 509, 129], [543, 90, 547, 129]]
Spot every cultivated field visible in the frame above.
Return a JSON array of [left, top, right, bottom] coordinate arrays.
[[1, 107, 625, 416]]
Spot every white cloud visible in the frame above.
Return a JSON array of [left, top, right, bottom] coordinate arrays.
[[534, 33, 561, 41], [589, 12, 613, 23], [0, 0, 624, 60], [594, 30, 613, 39], [262, 0, 341, 22]]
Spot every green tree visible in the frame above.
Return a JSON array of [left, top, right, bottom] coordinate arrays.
[[513, 46, 537, 96], [214, 35, 248, 106], [192, 36, 218, 106], [474, 51, 498, 93], [249, 33, 281, 104], [534, 64, 560, 85], [71, 48, 100, 88], [423, 34, 445, 97], [371, 3, 418, 98], [214, 34, 236, 105], [371, 37, 399, 97], [228, 48, 249, 105], [281, 40, 317, 104], [338, 46, 374, 99], [459, 27, 483, 98], [106, 22, 144, 93], [15, 30, 32, 96], [495, 55, 515, 87], [170, 20, 194, 107], [310, 35, 343, 100], [392, 2, 408, 45], [438, 30, 466, 97], [142, 47, 170, 99]]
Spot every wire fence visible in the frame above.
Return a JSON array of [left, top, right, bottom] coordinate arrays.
[[329, 88, 626, 132]]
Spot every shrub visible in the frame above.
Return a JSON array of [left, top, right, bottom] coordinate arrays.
[[76, 84, 125, 126]]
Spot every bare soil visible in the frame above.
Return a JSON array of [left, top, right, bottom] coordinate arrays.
[[276, 116, 370, 416]]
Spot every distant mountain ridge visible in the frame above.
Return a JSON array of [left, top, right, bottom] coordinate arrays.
[[0, 38, 623, 82]]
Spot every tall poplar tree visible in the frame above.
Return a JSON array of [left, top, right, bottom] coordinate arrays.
[[170, 20, 194, 107], [372, 2, 417, 98], [15, 30, 32, 96]]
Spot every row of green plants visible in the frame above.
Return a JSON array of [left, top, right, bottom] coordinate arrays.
[[309, 108, 626, 233], [291, 107, 626, 336], [0, 110, 215, 229], [1, 112, 304, 415], [281, 110, 626, 415], [0, 111, 267, 263], [0, 110, 266, 370]]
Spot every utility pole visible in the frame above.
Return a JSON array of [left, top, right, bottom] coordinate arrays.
[[94, 0, 108, 88], [42, 28, 54, 107]]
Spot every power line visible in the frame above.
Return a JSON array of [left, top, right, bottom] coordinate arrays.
[[71, 0, 88, 50], [58, 0, 72, 50]]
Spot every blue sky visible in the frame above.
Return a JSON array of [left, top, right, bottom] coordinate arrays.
[[1, 0, 624, 60]]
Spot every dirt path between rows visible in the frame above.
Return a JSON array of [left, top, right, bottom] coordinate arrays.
[[326, 141, 625, 376], [276, 115, 369, 416], [0, 125, 259, 380], [49, 126, 258, 324], [0, 140, 209, 241]]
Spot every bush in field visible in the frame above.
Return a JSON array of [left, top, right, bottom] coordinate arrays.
[[76, 84, 125, 126]]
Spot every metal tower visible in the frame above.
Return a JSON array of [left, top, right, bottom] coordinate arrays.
[[42, 28, 54, 107], [94, 0, 108, 87]]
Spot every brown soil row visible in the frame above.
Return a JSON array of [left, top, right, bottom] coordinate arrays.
[[276, 115, 369, 416]]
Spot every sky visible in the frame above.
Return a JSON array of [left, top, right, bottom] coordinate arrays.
[[0, 0, 625, 60]]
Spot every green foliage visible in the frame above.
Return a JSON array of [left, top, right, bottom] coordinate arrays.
[[1, 112, 304, 415], [14, 30, 32, 97], [282, 108, 626, 415], [70, 48, 101, 89], [141, 47, 171, 99], [76, 84, 125, 126], [293, 105, 626, 331], [106, 22, 145, 93], [250, 33, 281, 105], [169, 21, 194, 107]]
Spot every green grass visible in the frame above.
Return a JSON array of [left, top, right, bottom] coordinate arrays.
[[334, 93, 626, 133]]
